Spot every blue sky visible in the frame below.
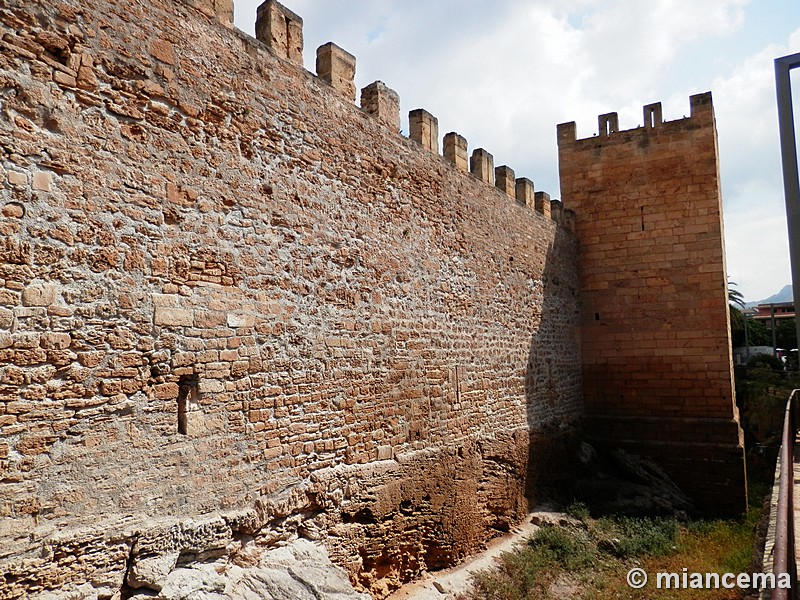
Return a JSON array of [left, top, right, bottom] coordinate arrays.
[[232, 0, 799, 303]]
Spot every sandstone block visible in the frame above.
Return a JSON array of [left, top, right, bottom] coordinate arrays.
[[360, 81, 400, 132], [227, 312, 255, 328], [534, 191, 551, 219], [2, 202, 24, 218], [470, 149, 494, 184], [127, 552, 179, 591], [515, 177, 534, 207], [16, 435, 51, 455], [154, 382, 179, 400], [443, 133, 468, 171], [316, 43, 356, 102], [40, 332, 71, 349], [495, 165, 515, 197], [256, 0, 303, 65], [22, 284, 58, 307], [198, 379, 224, 394], [53, 70, 77, 88], [133, 516, 232, 557], [550, 199, 564, 223], [409, 109, 439, 154], [151, 39, 175, 65], [154, 307, 194, 327], [32, 171, 51, 191], [7, 170, 26, 186]]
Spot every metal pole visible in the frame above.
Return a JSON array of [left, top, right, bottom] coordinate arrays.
[[775, 53, 800, 368], [772, 304, 778, 357]]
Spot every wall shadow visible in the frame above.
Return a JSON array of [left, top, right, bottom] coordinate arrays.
[[523, 224, 582, 505]]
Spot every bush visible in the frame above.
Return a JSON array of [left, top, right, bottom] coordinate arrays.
[[594, 516, 678, 558], [746, 353, 785, 372], [528, 525, 596, 570]]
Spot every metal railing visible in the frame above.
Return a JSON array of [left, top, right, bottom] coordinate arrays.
[[772, 389, 799, 600]]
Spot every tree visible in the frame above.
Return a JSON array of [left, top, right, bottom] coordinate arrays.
[[730, 308, 770, 348], [728, 281, 746, 310], [776, 318, 797, 350]]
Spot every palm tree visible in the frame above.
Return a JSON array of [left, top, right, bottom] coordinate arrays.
[[728, 280, 746, 309]]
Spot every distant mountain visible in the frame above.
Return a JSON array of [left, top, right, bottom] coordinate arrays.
[[745, 284, 793, 308]]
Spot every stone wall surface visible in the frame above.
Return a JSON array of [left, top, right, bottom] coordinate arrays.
[[0, 0, 581, 597], [557, 95, 747, 514]]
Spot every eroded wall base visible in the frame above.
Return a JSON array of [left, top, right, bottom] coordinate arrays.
[[0, 426, 579, 599]]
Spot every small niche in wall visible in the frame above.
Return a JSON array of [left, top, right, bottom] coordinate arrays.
[[177, 375, 199, 435]]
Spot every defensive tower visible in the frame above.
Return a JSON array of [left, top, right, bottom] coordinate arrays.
[[557, 94, 747, 514]]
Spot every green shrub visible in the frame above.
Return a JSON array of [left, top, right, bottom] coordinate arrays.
[[528, 525, 596, 570], [566, 501, 591, 522], [594, 516, 678, 558]]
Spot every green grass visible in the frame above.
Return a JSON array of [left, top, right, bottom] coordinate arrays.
[[459, 509, 761, 600]]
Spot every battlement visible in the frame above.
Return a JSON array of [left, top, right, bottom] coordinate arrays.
[[247, 0, 569, 227], [557, 92, 715, 146]]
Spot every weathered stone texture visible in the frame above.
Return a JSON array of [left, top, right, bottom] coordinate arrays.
[[443, 132, 468, 172], [495, 166, 515, 198], [557, 93, 746, 514], [0, 0, 580, 597], [317, 42, 357, 101], [408, 109, 439, 154], [470, 149, 494, 185], [256, 0, 303, 65], [515, 177, 534, 208], [360, 81, 400, 131]]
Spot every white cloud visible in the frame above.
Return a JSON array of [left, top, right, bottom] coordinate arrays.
[[713, 29, 800, 301], [231, 1, 797, 301]]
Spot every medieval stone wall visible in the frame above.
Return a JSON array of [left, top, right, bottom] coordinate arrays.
[[557, 95, 747, 514], [0, 0, 580, 597]]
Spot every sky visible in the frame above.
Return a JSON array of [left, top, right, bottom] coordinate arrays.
[[231, 0, 800, 303]]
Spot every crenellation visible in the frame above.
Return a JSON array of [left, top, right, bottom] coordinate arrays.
[[255, 0, 303, 65], [644, 102, 663, 128], [360, 81, 400, 131], [515, 177, 534, 208], [443, 132, 468, 171], [562, 208, 576, 233], [494, 166, 515, 198], [470, 148, 494, 184], [557, 121, 577, 146], [316, 42, 356, 101], [562, 95, 719, 145], [409, 109, 439, 153], [534, 191, 551, 219], [598, 112, 619, 137], [689, 91, 714, 125], [550, 199, 564, 223]]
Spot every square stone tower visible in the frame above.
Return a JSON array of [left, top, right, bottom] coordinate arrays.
[[557, 93, 747, 514]]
